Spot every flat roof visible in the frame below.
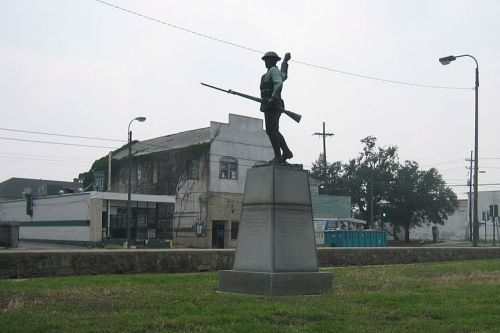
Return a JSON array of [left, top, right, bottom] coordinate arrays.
[[0, 191, 175, 204], [89, 191, 175, 203]]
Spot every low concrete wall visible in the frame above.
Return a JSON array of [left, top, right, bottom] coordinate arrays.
[[1, 247, 499, 279], [316, 247, 500, 267]]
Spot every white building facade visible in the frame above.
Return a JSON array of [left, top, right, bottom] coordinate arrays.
[[409, 190, 500, 242], [0, 192, 175, 246]]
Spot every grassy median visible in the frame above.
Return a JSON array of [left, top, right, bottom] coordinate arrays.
[[1, 259, 499, 333]]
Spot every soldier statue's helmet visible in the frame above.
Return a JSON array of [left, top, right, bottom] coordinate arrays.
[[262, 51, 281, 61]]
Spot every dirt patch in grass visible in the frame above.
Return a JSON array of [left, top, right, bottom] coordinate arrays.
[[435, 271, 500, 285], [3, 295, 23, 312]]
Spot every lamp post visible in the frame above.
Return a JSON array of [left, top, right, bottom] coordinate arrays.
[[439, 54, 479, 246], [126, 116, 146, 249]]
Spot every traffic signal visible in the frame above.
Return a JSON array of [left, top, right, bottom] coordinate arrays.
[[380, 210, 389, 222]]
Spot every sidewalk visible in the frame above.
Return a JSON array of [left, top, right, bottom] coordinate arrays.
[[16, 241, 91, 250], [388, 239, 496, 247]]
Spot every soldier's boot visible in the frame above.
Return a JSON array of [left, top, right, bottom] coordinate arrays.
[[282, 150, 293, 161]]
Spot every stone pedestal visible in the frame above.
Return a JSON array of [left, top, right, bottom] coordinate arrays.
[[219, 164, 333, 295]]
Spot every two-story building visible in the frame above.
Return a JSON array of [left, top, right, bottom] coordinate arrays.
[[111, 114, 274, 248]]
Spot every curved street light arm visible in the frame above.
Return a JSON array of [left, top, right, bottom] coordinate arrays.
[[455, 54, 479, 69], [128, 117, 147, 134], [128, 119, 135, 134]]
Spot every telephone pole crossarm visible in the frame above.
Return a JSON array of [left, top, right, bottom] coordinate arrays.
[[313, 122, 334, 166]]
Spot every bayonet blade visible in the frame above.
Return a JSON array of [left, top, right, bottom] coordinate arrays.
[[200, 82, 230, 94]]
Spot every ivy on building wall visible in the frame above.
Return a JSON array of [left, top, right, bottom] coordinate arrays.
[[78, 140, 211, 240], [78, 141, 210, 194], [78, 142, 132, 191]]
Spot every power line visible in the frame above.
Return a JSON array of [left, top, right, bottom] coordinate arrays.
[[0, 155, 90, 163], [420, 159, 465, 168], [95, 0, 472, 91], [0, 159, 86, 166], [291, 59, 471, 90], [0, 127, 125, 142], [95, 0, 262, 54], [0, 136, 117, 149], [439, 166, 467, 172], [0, 129, 265, 166], [0, 152, 94, 161]]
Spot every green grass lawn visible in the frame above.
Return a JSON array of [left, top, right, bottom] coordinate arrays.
[[1, 259, 499, 333]]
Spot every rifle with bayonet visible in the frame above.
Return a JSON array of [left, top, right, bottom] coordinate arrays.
[[201, 82, 302, 123]]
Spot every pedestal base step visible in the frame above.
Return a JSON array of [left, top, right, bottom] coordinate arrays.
[[219, 270, 333, 296]]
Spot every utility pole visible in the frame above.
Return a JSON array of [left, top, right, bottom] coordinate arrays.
[[466, 151, 473, 242], [370, 181, 374, 228], [485, 215, 487, 242], [313, 122, 334, 193], [108, 151, 112, 192], [494, 216, 496, 246]]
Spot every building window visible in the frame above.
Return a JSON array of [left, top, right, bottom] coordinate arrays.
[[220, 157, 238, 180], [137, 164, 142, 183], [187, 159, 199, 179], [231, 221, 239, 239], [153, 163, 158, 184]]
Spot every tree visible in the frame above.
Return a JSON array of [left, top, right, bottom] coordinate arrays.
[[386, 161, 458, 242], [310, 136, 457, 235], [340, 136, 398, 226], [311, 136, 398, 226], [310, 157, 345, 196]]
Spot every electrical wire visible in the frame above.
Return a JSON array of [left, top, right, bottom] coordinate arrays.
[[0, 152, 95, 161], [0, 136, 117, 149], [0, 159, 86, 165], [291, 59, 471, 90], [0, 155, 90, 164], [0, 127, 125, 142], [95, 0, 472, 91], [419, 159, 465, 168]]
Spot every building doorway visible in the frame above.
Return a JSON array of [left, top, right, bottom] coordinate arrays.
[[212, 221, 225, 248]]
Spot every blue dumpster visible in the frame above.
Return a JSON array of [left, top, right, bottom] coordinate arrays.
[[324, 230, 387, 247]]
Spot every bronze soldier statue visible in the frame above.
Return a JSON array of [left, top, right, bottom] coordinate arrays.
[[260, 51, 293, 164]]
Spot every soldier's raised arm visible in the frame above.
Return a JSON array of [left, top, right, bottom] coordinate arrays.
[[280, 52, 291, 81]]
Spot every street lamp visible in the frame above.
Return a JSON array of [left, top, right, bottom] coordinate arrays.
[[439, 54, 479, 246], [126, 116, 146, 249]]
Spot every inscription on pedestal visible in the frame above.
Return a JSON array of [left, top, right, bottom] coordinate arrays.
[[241, 206, 269, 234], [233, 205, 272, 271], [274, 206, 318, 271], [275, 206, 311, 237]]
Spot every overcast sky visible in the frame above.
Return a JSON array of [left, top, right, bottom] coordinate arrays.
[[1, 0, 499, 199]]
